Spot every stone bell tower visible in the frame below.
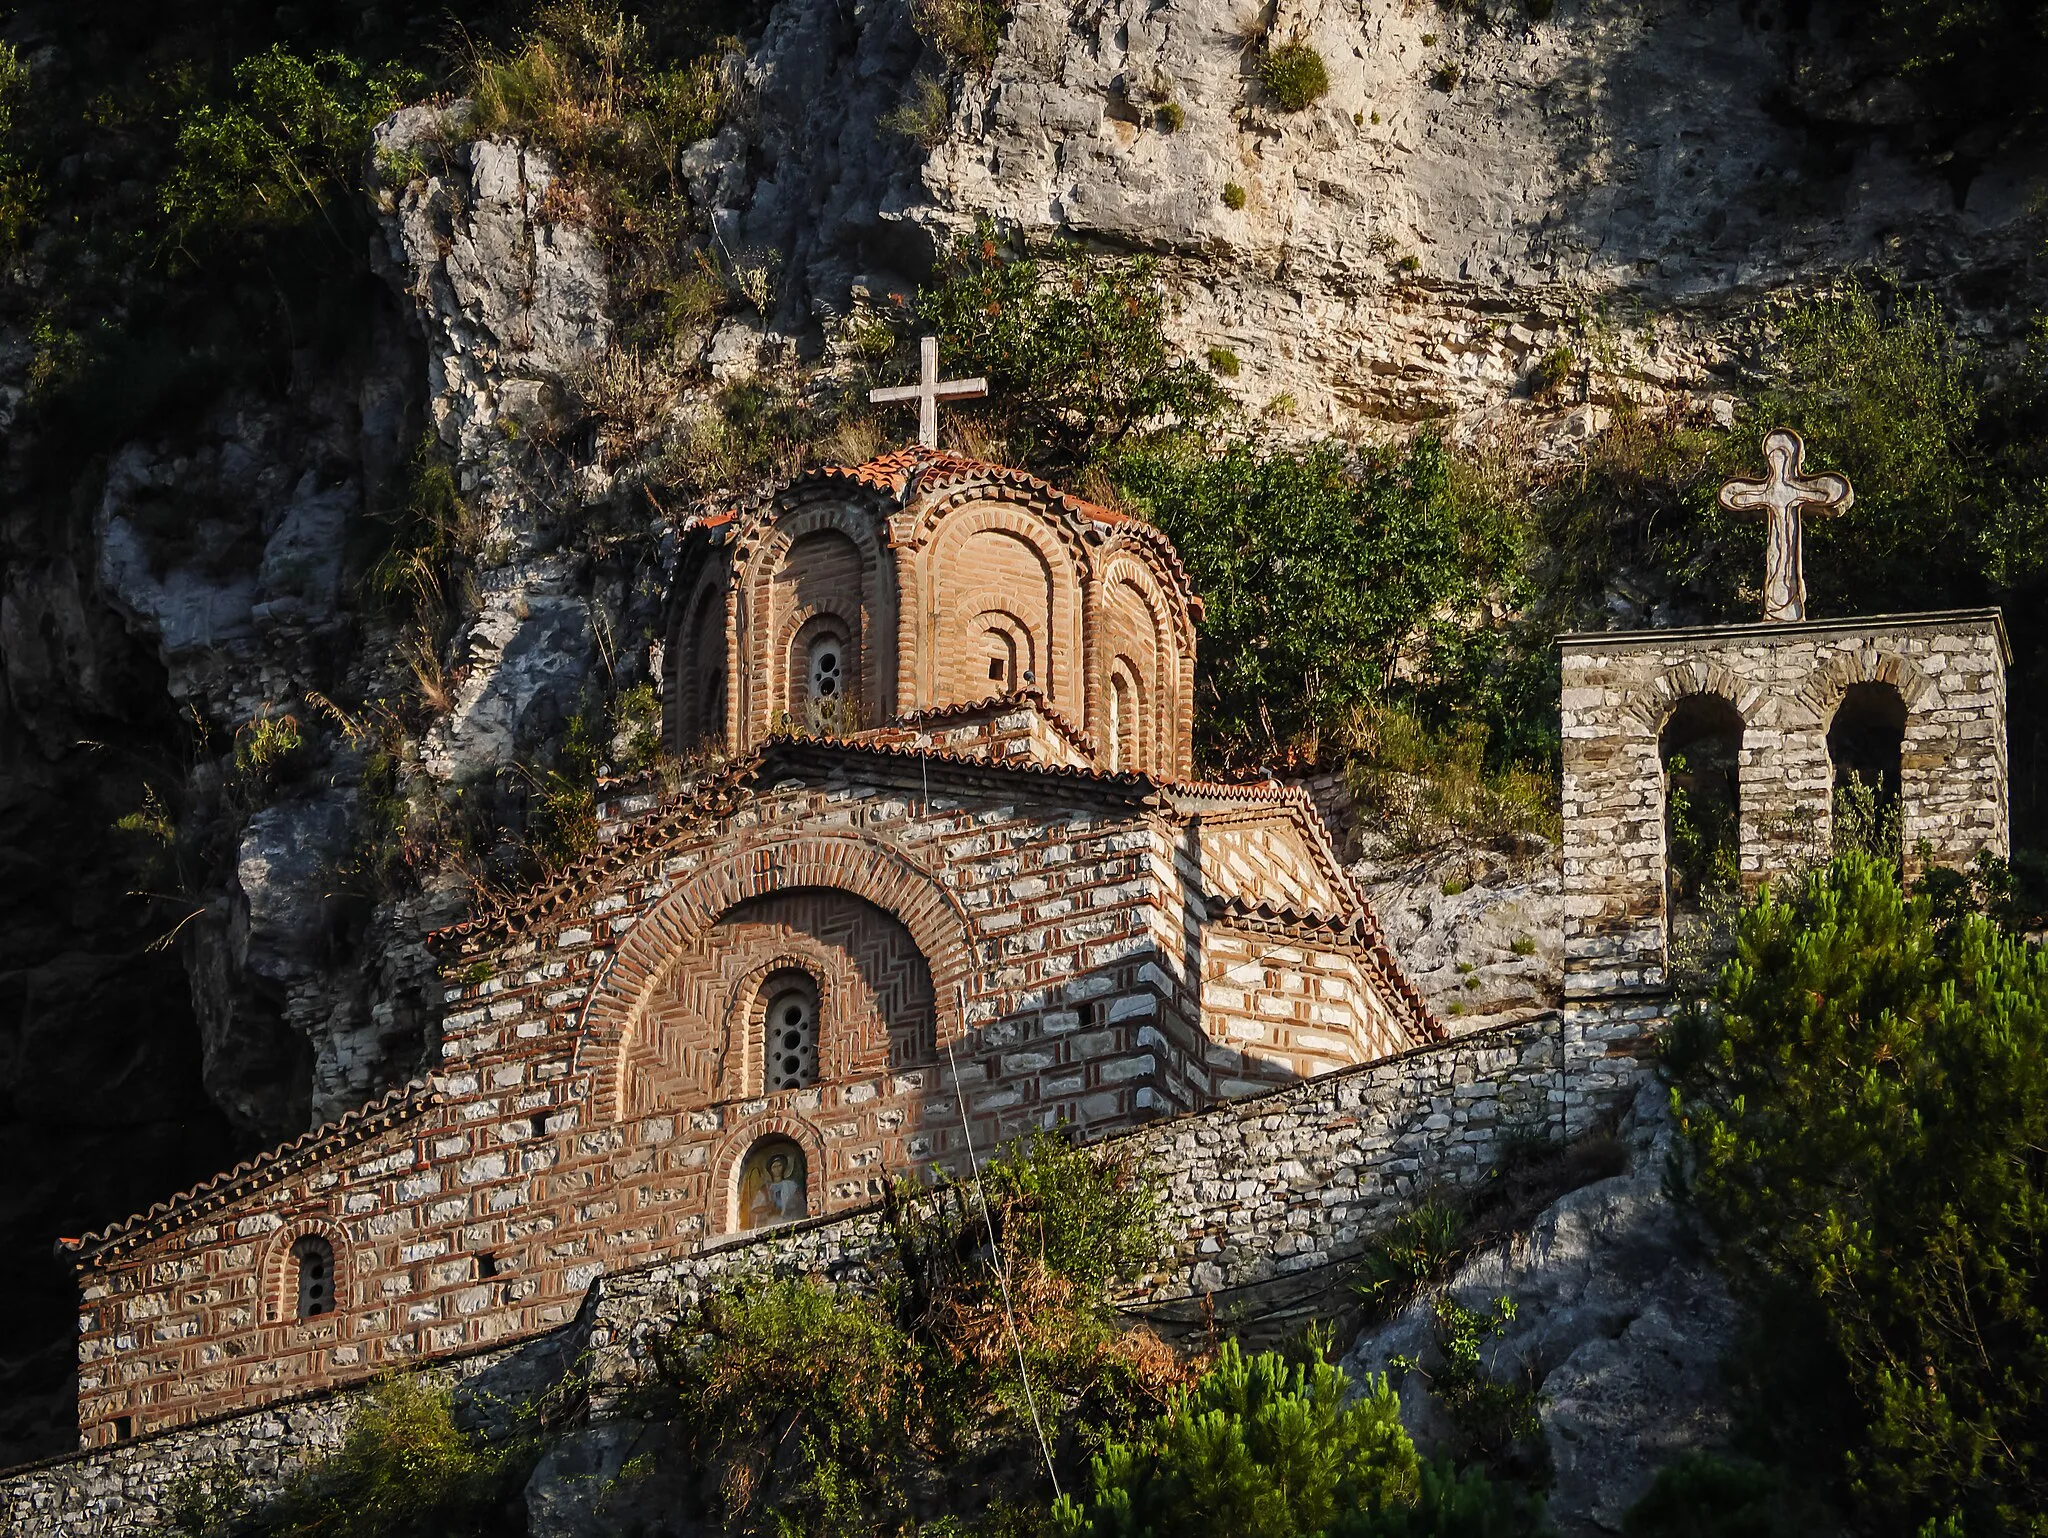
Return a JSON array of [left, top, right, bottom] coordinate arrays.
[[1555, 430, 2010, 1042]]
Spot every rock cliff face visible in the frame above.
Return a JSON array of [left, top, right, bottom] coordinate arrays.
[[705, 0, 2046, 430], [0, 0, 2039, 1469], [1342, 1081, 1741, 1535]]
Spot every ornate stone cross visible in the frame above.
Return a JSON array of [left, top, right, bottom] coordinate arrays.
[[868, 335, 988, 450], [1718, 427, 1854, 622]]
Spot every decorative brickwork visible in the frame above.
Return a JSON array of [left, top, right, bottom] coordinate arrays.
[[7, 1011, 1641, 1538], [62, 445, 1427, 1450], [667, 450, 1199, 780], [1561, 610, 2009, 1007]]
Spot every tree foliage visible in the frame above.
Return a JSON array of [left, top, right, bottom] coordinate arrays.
[[917, 228, 1228, 470], [1670, 854, 2048, 1531], [160, 46, 418, 260], [1112, 436, 1524, 770], [1051, 1337, 1543, 1538]]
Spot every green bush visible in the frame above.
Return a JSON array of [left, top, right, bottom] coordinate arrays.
[[1623, 1453, 1824, 1538], [1207, 345, 1241, 376], [1354, 1200, 1465, 1318], [173, 1375, 536, 1537], [0, 42, 39, 251], [160, 46, 419, 261], [1222, 180, 1248, 210], [1051, 1338, 1543, 1537], [630, 1130, 1179, 1533], [882, 71, 953, 146], [1259, 41, 1331, 112], [917, 226, 1227, 469], [912, 0, 1009, 73], [1111, 437, 1522, 770], [1669, 853, 2048, 1529], [1344, 702, 1560, 853], [1527, 346, 1574, 401]]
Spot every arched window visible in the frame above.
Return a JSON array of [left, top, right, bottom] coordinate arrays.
[[735, 1136, 809, 1231], [1109, 663, 1140, 773], [291, 1236, 335, 1319], [763, 973, 819, 1091], [1829, 682, 1906, 866], [1660, 695, 1743, 913]]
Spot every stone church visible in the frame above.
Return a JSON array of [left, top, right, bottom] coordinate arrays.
[[61, 448, 1435, 1446]]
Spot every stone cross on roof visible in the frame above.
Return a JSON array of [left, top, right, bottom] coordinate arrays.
[[868, 335, 988, 449], [1718, 427, 1854, 623]]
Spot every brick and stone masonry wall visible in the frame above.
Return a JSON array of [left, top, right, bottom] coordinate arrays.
[[5, 1011, 1644, 1537], [1561, 611, 2008, 1005], [67, 749, 1422, 1446]]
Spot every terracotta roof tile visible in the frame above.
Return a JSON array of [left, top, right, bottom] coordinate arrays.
[[60, 1080, 442, 1262]]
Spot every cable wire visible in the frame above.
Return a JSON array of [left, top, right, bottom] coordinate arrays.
[[921, 743, 1060, 1498]]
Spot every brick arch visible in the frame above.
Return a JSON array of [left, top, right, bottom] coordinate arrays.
[[1796, 646, 1937, 725], [575, 832, 974, 1121], [1097, 535, 1198, 654], [736, 501, 898, 743], [1099, 555, 1183, 776], [666, 561, 729, 754], [913, 499, 1086, 711], [709, 1114, 829, 1235], [1619, 661, 1763, 733], [260, 1216, 351, 1325]]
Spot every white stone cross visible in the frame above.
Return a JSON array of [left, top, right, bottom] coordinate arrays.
[[867, 335, 988, 450], [1717, 427, 1854, 623]]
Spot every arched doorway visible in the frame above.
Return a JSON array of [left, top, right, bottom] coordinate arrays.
[[1660, 695, 1744, 914], [1828, 682, 1906, 866]]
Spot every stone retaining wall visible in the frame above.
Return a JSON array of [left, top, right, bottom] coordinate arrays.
[[6, 1010, 1647, 1535]]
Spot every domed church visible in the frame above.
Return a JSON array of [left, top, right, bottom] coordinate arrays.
[[60, 448, 1434, 1447]]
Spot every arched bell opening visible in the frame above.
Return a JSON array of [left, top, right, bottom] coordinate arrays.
[[1660, 694, 1744, 917], [1828, 681, 1907, 868]]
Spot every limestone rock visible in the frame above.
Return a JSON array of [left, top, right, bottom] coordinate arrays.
[[1341, 1080, 1741, 1534], [1357, 842, 1563, 1030]]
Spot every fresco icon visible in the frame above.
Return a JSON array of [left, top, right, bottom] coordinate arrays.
[[737, 1137, 808, 1230]]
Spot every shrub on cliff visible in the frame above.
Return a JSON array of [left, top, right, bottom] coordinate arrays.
[[1669, 853, 2048, 1530], [917, 226, 1228, 469], [1258, 41, 1330, 113], [1050, 1337, 1544, 1537], [170, 1375, 535, 1537]]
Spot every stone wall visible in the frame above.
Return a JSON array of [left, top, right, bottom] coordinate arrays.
[[1560, 611, 2009, 1006], [6, 1010, 1650, 1536]]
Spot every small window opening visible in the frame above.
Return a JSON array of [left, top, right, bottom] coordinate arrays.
[[764, 979, 819, 1091], [529, 1112, 549, 1139], [292, 1236, 335, 1319], [989, 657, 1005, 681], [476, 1252, 500, 1280], [114, 1416, 133, 1441]]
